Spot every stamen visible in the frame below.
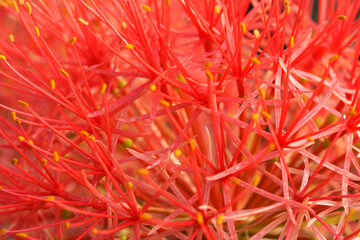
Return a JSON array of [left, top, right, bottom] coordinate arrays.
[[122, 138, 133, 148], [15, 233, 28, 238], [142, 5, 151, 12], [18, 100, 29, 107], [289, 36, 294, 48], [137, 168, 149, 175], [150, 84, 156, 91], [77, 18, 89, 25], [214, 5, 220, 14], [205, 69, 213, 81], [11, 158, 18, 165], [261, 111, 272, 119], [8, 34, 14, 42], [34, 26, 40, 37], [241, 23, 246, 34], [100, 83, 107, 94], [217, 214, 224, 225], [253, 29, 260, 39], [50, 79, 56, 90], [125, 43, 134, 49], [60, 69, 69, 77], [25, 2, 31, 15], [69, 36, 77, 46], [251, 57, 260, 65], [140, 213, 152, 220], [174, 149, 182, 157], [54, 151, 59, 162], [337, 15, 346, 20], [197, 212, 204, 224], [11, 111, 16, 121], [80, 130, 89, 137]]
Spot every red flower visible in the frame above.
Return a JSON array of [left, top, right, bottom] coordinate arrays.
[[1, 0, 360, 239]]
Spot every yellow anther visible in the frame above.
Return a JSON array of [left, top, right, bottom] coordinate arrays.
[[19, 0, 25, 5], [251, 57, 260, 65], [252, 175, 261, 186], [267, 143, 276, 151], [18, 136, 25, 142], [121, 21, 127, 30], [0, 55, 6, 61], [252, 113, 259, 120], [241, 22, 246, 33], [118, 78, 128, 88], [217, 214, 224, 225], [18, 100, 29, 107], [92, 228, 98, 234], [54, 151, 59, 162], [330, 54, 339, 62], [231, 177, 241, 185], [0, 186, 3, 190], [159, 99, 171, 107], [28, 139, 34, 145], [69, 36, 77, 46], [12, 0, 19, 12], [0, 228, 6, 235], [100, 83, 107, 94], [8, 34, 14, 42], [259, 88, 265, 99], [348, 106, 357, 116], [150, 84, 156, 91], [50, 79, 56, 90], [189, 139, 196, 151], [15, 233, 28, 238], [77, 17, 89, 25], [122, 138, 133, 148], [307, 136, 315, 142], [125, 43, 134, 49], [204, 62, 214, 68], [284, 6, 290, 15], [11, 158, 18, 165], [337, 15, 346, 20], [11, 111, 16, 121], [253, 29, 260, 39], [174, 149, 182, 157], [214, 5, 220, 14], [166, 0, 171, 6], [205, 69, 213, 81], [60, 69, 69, 77], [46, 196, 54, 201], [80, 130, 89, 137], [142, 5, 151, 12], [88, 136, 96, 141], [196, 212, 204, 224], [137, 168, 149, 175], [261, 111, 272, 119], [348, 208, 355, 217], [176, 74, 186, 83], [41, 158, 47, 166], [284, 0, 290, 6], [289, 36, 294, 48], [126, 182, 133, 188], [25, 2, 32, 15], [34, 26, 40, 37], [64, 222, 70, 229], [140, 213, 152, 220]]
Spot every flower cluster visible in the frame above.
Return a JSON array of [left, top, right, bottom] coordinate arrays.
[[1, 0, 360, 239]]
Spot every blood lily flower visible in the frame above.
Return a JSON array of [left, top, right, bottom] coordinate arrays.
[[1, 0, 360, 239]]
